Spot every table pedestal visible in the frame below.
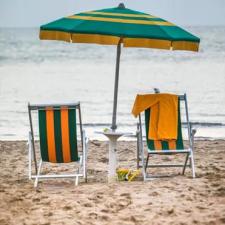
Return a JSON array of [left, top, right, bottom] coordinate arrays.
[[103, 131, 124, 183]]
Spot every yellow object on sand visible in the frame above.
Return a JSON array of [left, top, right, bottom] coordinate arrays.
[[132, 93, 178, 140], [116, 168, 141, 181]]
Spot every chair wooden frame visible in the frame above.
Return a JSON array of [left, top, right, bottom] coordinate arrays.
[[136, 94, 196, 180], [27, 102, 88, 187]]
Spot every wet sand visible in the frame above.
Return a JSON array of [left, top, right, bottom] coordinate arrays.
[[0, 140, 225, 225]]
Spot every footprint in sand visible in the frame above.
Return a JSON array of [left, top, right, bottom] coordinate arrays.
[[45, 212, 53, 217], [88, 212, 98, 219], [96, 192, 104, 199], [117, 198, 132, 209], [83, 202, 93, 207], [220, 217, 225, 224], [211, 182, 221, 187], [184, 209, 192, 213], [88, 192, 105, 204], [99, 215, 109, 221], [99, 157, 108, 163], [215, 187, 225, 197], [152, 191, 160, 196], [167, 208, 175, 215], [120, 193, 131, 198], [9, 198, 22, 203], [32, 198, 41, 202], [63, 206, 72, 211], [105, 197, 132, 213], [101, 208, 109, 213]]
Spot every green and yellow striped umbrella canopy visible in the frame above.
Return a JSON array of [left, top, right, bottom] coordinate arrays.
[[40, 4, 200, 51]]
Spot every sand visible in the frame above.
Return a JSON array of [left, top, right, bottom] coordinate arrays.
[[0, 140, 225, 225]]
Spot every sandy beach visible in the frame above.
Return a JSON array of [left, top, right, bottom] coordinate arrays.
[[1, 1, 225, 224], [0, 139, 225, 225]]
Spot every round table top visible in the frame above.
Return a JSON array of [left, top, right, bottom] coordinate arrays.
[[95, 130, 133, 139]]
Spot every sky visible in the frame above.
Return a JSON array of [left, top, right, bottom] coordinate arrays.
[[0, 0, 225, 27]]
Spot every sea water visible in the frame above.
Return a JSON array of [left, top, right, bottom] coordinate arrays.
[[0, 27, 225, 140]]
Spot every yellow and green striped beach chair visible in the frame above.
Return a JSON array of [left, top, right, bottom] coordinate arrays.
[[136, 93, 196, 180], [28, 102, 88, 187]]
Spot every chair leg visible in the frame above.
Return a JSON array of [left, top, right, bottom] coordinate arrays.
[[34, 160, 42, 188], [145, 154, 149, 172], [82, 132, 88, 183], [182, 153, 189, 175], [28, 138, 32, 180], [140, 143, 146, 181], [75, 176, 79, 186], [85, 165, 88, 183], [79, 155, 87, 183], [136, 134, 140, 169], [190, 151, 196, 178]]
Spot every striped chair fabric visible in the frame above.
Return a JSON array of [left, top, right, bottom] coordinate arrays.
[[145, 100, 184, 151], [38, 107, 79, 163]]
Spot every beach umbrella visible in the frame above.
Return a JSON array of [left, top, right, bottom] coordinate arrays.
[[39, 3, 200, 132]]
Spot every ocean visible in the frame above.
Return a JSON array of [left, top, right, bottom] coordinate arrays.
[[0, 27, 225, 140]]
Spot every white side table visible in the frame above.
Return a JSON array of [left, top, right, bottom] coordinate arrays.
[[103, 131, 124, 182], [95, 130, 133, 182]]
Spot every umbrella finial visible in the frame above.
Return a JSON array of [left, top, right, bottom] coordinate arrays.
[[118, 3, 125, 9]]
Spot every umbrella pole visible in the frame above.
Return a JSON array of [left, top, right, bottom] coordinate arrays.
[[111, 41, 122, 131]]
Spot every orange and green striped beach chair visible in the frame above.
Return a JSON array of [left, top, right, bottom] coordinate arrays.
[[136, 93, 196, 180], [28, 102, 88, 187]]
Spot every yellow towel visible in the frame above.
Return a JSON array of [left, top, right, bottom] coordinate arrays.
[[132, 93, 178, 140]]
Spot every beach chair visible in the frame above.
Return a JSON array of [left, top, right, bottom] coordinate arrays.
[[28, 102, 88, 187], [135, 93, 196, 180]]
